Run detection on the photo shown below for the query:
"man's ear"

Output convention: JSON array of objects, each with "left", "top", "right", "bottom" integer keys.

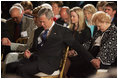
[
  {"left": 113, "top": 10, "right": 116, "bottom": 15},
  {"left": 50, "top": 17, "right": 54, "bottom": 21},
  {"left": 22, "top": 10, "right": 24, "bottom": 15}
]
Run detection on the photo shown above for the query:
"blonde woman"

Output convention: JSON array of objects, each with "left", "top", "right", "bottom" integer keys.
[
  {"left": 67, "top": 7, "right": 93, "bottom": 78},
  {"left": 69, "top": 7, "right": 91, "bottom": 44},
  {"left": 96, "top": 1, "right": 108, "bottom": 11},
  {"left": 83, "top": 4, "right": 97, "bottom": 38}
]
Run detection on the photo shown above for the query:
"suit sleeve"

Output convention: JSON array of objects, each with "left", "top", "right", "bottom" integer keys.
[
  {"left": 29, "top": 29, "right": 38, "bottom": 52},
  {"left": 3, "top": 20, "right": 14, "bottom": 42},
  {"left": 75, "top": 27, "right": 91, "bottom": 44},
  {"left": 62, "top": 28, "right": 94, "bottom": 62}
]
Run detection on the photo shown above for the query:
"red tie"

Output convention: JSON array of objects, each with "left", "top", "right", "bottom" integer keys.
[{"left": 14, "top": 24, "right": 20, "bottom": 42}]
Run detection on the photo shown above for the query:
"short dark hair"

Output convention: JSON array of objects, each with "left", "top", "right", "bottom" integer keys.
[
  {"left": 105, "top": 2, "right": 117, "bottom": 11},
  {"left": 50, "top": 1, "right": 63, "bottom": 7}
]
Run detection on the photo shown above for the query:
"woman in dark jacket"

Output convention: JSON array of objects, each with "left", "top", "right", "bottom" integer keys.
[{"left": 67, "top": 7, "right": 96, "bottom": 78}]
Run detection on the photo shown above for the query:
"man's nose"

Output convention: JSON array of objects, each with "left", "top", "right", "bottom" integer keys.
[
  {"left": 105, "top": 9, "right": 108, "bottom": 13},
  {"left": 64, "top": 20, "right": 67, "bottom": 23},
  {"left": 40, "top": 22, "right": 44, "bottom": 26},
  {"left": 13, "top": 18, "right": 17, "bottom": 22}
]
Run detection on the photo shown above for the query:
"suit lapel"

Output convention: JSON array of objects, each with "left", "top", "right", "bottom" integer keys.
[
  {"left": 34, "top": 27, "right": 44, "bottom": 48},
  {"left": 47, "top": 23, "right": 57, "bottom": 39},
  {"left": 22, "top": 16, "right": 27, "bottom": 31}
]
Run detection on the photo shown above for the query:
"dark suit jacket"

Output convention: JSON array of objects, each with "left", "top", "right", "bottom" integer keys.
[
  {"left": 29, "top": 23, "right": 94, "bottom": 74},
  {"left": 73, "top": 26, "right": 91, "bottom": 44},
  {"left": 55, "top": 17, "right": 65, "bottom": 26},
  {"left": 1, "top": 21, "right": 8, "bottom": 39},
  {"left": 111, "top": 16, "right": 117, "bottom": 27}
]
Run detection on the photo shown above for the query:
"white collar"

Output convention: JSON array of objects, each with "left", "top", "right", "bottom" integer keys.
[
  {"left": 41, "top": 21, "right": 55, "bottom": 34},
  {"left": 48, "top": 21, "right": 55, "bottom": 31}
]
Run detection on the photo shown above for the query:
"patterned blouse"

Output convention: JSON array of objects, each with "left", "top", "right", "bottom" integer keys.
[{"left": 83, "top": 24, "right": 117, "bottom": 65}]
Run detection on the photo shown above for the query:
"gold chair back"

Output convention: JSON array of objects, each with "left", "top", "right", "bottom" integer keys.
[{"left": 16, "top": 37, "right": 28, "bottom": 44}]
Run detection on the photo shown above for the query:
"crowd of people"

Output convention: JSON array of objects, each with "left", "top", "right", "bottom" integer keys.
[{"left": 1, "top": 1, "right": 117, "bottom": 78}]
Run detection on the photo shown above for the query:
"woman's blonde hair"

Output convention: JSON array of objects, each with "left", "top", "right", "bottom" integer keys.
[
  {"left": 92, "top": 11, "right": 112, "bottom": 25},
  {"left": 69, "top": 7, "right": 85, "bottom": 32},
  {"left": 83, "top": 4, "right": 97, "bottom": 14}
]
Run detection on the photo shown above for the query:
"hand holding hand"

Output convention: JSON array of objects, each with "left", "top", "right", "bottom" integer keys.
[
  {"left": 2, "top": 38, "right": 11, "bottom": 46},
  {"left": 91, "top": 58, "right": 101, "bottom": 69},
  {"left": 68, "top": 49, "right": 78, "bottom": 57},
  {"left": 24, "top": 49, "right": 31, "bottom": 59}
]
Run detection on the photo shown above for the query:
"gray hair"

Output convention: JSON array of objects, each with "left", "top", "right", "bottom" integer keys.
[
  {"left": 13, "top": 3, "right": 24, "bottom": 11},
  {"left": 62, "top": 6, "right": 70, "bottom": 15},
  {"left": 9, "top": 6, "right": 23, "bottom": 14},
  {"left": 41, "top": 3, "right": 52, "bottom": 10},
  {"left": 38, "top": 7, "right": 54, "bottom": 20}
]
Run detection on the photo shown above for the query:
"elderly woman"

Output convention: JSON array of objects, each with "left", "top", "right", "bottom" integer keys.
[{"left": 83, "top": 11, "right": 117, "bottom": 69}]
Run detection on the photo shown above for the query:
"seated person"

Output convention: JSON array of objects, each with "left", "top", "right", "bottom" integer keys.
[
  {"left": 67, "top": 11, "right": 117, "bottom": 78},
  {"left": 6, "top": 7, "right": 99, "bottom": 78},
  {"left": 1, "top": 4, "right": 36, "bottom": 53},
  {"left": 60, "top": 6, "right": 70, "bottom": 28},
  {"left": 20, "top": 1, "right": 33, "bottom": 17},
  {"left": 83, "top": 11, "right": 117, "bottom": 69},
  {"left": 104, "top": 2, "right": 117, "bottom": 26},
  {"left": 10, "top": 6, "right": 43, "bottom": 52},
  {"left": 96, "top": 1, "right": 108, "bottom": 11}
]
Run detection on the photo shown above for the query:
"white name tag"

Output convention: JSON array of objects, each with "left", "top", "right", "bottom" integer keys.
[
  {"left": 38, "top": 37, "right": 42, "bottom": 44},
  {"left": 63, "top": 23, "right": 67, "bottom": 27},
  {"left": 21, "top": 31, "right": 28, "bottom": 37}
]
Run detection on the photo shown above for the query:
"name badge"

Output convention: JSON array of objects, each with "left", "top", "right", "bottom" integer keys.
[
  {"left": 38, "top": 37, "right": 42, "bottom": 44},
  {"left": 21, "top": 31, "right": 28, "bottom": 37}
]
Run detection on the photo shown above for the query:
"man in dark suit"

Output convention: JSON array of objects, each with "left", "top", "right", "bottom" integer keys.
[
  {"left": 60, "top": 6, "right": 70, "bottom": 28},
  {"left": 104, "top": 2, "right": 117, "bottom": 26},
  {"left": 6, "top": 7, "right": 99, "bottom": 78}
]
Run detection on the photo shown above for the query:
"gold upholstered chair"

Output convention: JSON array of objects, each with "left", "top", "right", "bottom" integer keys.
[
  {"left": 2, "top": 46, "right": 69, "bottom": 78},
  {"left": 35, "top": 46, "right": 69, "bottom": 78},
  {"left": 16, "top": 37, "right": 28, "bottom": 44}
]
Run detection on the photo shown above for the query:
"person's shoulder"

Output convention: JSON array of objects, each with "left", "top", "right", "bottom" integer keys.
[
  {"left": 6, "top": 18, "right": 13, "bottom": 22},
  {"left": 23, "top": 15, "right": 33, "bottom": 21},
  {"left": 1, "top": 18, "right": 7, "bottom": 23},
  {"left": 55, "top": 23, "right": 70, "bottom": 31},
  {"left": 55, "top": 23, "right": 68, "bottom": 29},
  {"left": 35, "top": 27, "right": 44, "bottom": 33},
  {"left": 24, "top": 14, "right": 33, "bottom": 18},
  {"left": 85, "top": 26, "right": 91, "bottom": 31},
  {"left": 54, "top": 23, "right": 72, "bottom": 35},
  {"left": 81, "top": 25, "right": 91, "bottom": 33},
  {"left": 6, "top": 18, "right": 15, "bottom": 24},
  {"left": 110, "top": 24, "right": 117, "bottom": 32}
]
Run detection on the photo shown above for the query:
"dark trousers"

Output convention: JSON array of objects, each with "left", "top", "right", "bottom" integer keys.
[
  {"left": 1, "top": 45, "right": 11, "bottom": 61},
  {"left": 6, "top": 57, "right": 41, "bottom": 78},
  {"left": 67, "top": 55, "right": 97, "bottom": 78}
]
